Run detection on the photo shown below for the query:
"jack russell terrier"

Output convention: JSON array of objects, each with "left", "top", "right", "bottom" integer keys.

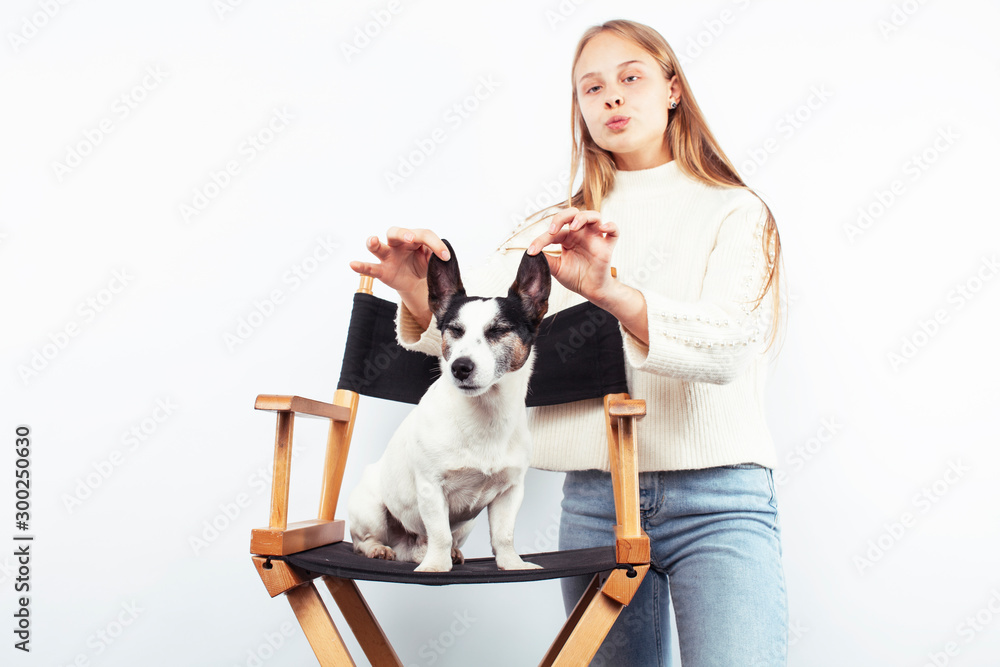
[{"left": 348, "top": 239, "right": 550, "bottom": 572}]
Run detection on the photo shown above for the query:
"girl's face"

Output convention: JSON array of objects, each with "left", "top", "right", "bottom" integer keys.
[{"left": 574, "top": 31, "right": 679, "bottom": 171}]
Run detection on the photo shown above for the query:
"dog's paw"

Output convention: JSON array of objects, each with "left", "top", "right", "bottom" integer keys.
[
  {"left": 415, "top": 557, "right": 453, "bottom": 573},
  {"left": 366, "top": 545, "right": 396, "bottom": 561},
  {"left": 451, "top": 547, "right": 465, "bottom": 565},
  {"left": 496, "top": 555, "right": 542, "bottom": 571}
]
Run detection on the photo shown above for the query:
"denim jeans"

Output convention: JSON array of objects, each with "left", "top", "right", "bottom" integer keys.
[{"left": 559, "top": 465, "right": 788, "bottom": 667}]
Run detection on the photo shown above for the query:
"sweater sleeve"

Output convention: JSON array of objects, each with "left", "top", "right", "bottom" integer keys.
[
  {"left": 620, "top": 196, "right": 774, "bottom": 384},
  {"left": 395, "top": 301, "right": 443, "bottom": 356}
]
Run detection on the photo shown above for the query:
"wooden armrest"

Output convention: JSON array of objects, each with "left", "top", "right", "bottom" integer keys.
[
  {"left": 607, "top": 398, "right": 645, "bottom": 418},
  {"left": 603, "top": 393, "right": 649, "bottom": 565},
  {"left": 252, "top": 519, "right": 345, "bottom": 557},
  {"left": 251, "top": 390, "right": 360, "bottom": 557},
  {"left": 255, "top": 395, "right": 351, "bottom": 422}
]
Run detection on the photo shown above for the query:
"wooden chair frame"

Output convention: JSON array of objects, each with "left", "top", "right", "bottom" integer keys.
[{"left": 250, "top": 276, "right": 649, "bottom": 666}]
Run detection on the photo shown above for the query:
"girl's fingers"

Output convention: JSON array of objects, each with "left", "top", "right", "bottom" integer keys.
[
  {"left": 569, "top": 210, "right": 602, "bottom": 231},
  {"left": 548, "top": 207, "right": 580, "bottom": 233},
  {"left": 385, "top": 227, "right": 450, "bottom": 260},
  {"left": 527, "top": 227, "right": 566, "bottom": 256},
  {"left": 349, "top": 260, "right": 382, "bottom": 279},
  {"left": 539, "top": 248, "right": 560, "bottom": 278},
  {"left": 541, "top": 228, "right": 572, "bottom": 248},
  {"left": 385, "top": 226, "right": 416, "bottom": 249},
  {"left": 529, "top": 215, "right": 617, "bottom": 255},
  {"left": 598, "top": 220, "right": 619, "bottom": 237},
  {"left": 531, "top": 209, "right": 585, "bottom": 254},
  {"left": 409, "top": 228, "right": 450, "bottom": 261},
  {"left": 366, "top": 235, "right": 391, "bottom": 261}
]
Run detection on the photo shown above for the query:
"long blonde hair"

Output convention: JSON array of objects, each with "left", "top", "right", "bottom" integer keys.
[{"left": 523, "top": 19, "right": 785, "bottom": 354}]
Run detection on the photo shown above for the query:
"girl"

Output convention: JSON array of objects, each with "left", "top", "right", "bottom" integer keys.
[{"left": 351, "top": 19, "right": 787, "bottom": 667}]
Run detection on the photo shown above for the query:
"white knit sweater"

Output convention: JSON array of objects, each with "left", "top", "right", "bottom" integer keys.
[{"left": 395, "top": 159, "right": 778, "bottom": 472}]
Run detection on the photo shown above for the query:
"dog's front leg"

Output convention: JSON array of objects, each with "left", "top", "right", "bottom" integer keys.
[
  {"left": 488, "top": 482, "right": 542, "bottom": 570},
  {"left": 413, "top": 472, "right": 455, "bottom": 572}
]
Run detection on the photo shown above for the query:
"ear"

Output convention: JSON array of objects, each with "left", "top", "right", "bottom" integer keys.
[
  {"left": 508, "top": 249, "right": 551, "bottom": 327},
  {"left": 426, "top": 238, "right": 465, "bottom": 320}
]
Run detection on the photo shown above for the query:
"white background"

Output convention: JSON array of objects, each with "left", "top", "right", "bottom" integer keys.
[{"left": 2, "top": 1, "right": 999, "bottom": 665}]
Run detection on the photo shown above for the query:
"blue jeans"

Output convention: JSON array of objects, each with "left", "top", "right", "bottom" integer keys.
[{"left": 559, "top": 465, "right": 788, "bottom": 667}]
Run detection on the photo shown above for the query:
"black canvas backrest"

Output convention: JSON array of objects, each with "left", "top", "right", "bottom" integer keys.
[{"left": 336, "top": 293, "right": 629, "bottom": 406}]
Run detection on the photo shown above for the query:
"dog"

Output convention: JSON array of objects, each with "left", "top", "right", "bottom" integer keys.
[{"left": 347, "top": 239, "right": 550, "bottom": 572}]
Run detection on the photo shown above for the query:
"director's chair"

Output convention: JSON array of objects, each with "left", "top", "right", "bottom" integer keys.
[{"left": 250, "top": 274, "right": 650, "bottom": 666}]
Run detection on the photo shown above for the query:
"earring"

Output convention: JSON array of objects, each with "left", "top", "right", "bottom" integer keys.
[{"left": 670, "top": 100, "right": 678, "bottom": 109}]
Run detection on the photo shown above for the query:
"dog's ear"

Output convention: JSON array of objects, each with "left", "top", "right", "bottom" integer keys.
[
  {"left": 508, "top": 249, "right": 551, "bottom": 328},
  {"left": 427, "top": 238, "right": 465, "bottom": 320}
]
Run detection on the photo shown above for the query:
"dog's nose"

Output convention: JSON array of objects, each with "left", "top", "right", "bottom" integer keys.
[{"left": 451, "top": 357, "right": 475, "bottom": 381}]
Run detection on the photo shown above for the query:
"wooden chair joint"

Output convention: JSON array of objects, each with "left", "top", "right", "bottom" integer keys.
[
  {"left": 251, "top": 519, "right": 346, "bottom": 556},
  {"left": 255, "top": 395, "right": 351, "bottom": 422},
  {"left": 252, "top": 555, "right": 319, "bottom": 598},
  {"left": 615, "top": 528, "right": 651, "bottom": 564},
  {"left": 601, "top": 564, "right": 650, "bottom": 605}
]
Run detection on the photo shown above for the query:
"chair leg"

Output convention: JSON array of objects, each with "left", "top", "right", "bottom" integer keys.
[
  {"left": 540, "top": 573, "right": 603, "bottom": 667},
  {"left": 286, "top": 582, "right": 356, "bottom": 666},
  {"left": 540, "top": 566, "right": 649, "bottom": 667},
  {"left": 324, "top": 576, "right": 402, "bottom": 667}
]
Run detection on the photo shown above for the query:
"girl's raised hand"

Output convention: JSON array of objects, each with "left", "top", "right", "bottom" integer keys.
[
  {"left": 349, "top": 227, "right": 450, "bottom": 297},
  {"left": 526, "top": 207, "right": 620, "bottom": 308}
]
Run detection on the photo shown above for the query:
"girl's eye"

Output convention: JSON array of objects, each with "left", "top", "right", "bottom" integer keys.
[{"left": 585, "top": 75, "right": 638, "bottom": 94}]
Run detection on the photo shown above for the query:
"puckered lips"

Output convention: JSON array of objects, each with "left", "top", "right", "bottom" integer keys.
[{"left": 605, "top": 115, "right": 630, "bottom": 130}]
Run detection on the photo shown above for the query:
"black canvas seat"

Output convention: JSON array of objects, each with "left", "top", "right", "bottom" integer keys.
[{"left": 277, "top": 542, "right": 620, "bottom": 586}]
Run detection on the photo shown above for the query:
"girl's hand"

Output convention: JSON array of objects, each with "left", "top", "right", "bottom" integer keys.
[
  {"left": 349, "top": 227, "right": 450, "bottom": 296},
  {"left": 526, "top": 207, "right": 621, "bottom": 309},
  {"left": 350, "top": 227, "right": 449, "bottom": 329}
]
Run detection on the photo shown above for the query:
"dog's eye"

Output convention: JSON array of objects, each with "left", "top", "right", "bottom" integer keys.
[
  {"left": 485, "top": 324, "right": 510, "bottom": 339},
  {"left": 446, "top": 324, "right": 465, "bottom": 337}
]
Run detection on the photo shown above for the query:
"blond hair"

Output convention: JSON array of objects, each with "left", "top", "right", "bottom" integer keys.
[{"left": 523, "top": 19, "right": 785, "bottom": 354}]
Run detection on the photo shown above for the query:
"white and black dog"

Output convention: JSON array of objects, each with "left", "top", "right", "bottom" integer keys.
[{"left": 347, "top": 239, "right": 550, "bottom": 572}]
